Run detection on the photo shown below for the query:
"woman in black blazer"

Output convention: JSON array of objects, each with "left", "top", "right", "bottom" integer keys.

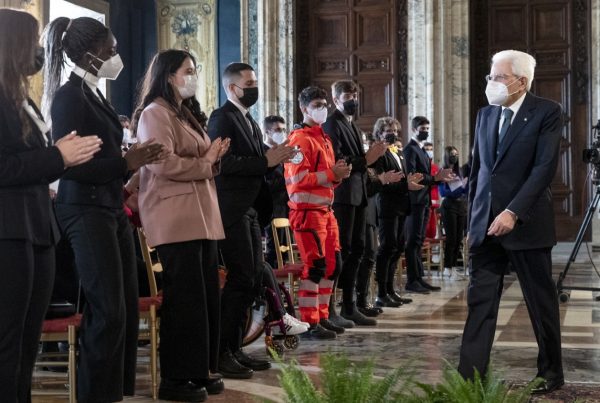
[
  {"left": 0, "top": 9, "right": 102, "bottom": 402},
  {"left": 43, "top": 16, "right": 163, "bottom": 402}
]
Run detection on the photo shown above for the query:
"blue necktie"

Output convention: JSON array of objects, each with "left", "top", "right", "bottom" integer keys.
[{"left": 497, "top": 108, "right": 513, "bottom": 156}]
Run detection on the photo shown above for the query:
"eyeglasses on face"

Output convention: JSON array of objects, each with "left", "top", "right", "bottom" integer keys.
[{"left": 485, "top": 74, "right": 520, "bottom": 83}]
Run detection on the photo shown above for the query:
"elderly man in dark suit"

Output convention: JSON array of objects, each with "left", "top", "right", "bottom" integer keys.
[
  {"left": 458, "top": 50, "right": 564, "bottom": 395},
  {"left": 208, "top": 63, "right": 295, "bottom": 379},
  {"left": 322, "top": 80, "right": 387, "bottom": 328}
]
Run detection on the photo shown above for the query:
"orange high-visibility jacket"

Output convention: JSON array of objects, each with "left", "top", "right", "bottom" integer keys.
[{"left": 284, "top": 124, "right": 339, "bottom": 211}]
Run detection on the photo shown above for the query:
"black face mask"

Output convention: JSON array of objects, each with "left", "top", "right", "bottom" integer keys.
[
  {"left": 342, "top": 99, "right": 358, "bottom": 116},
  {"left": 384, "top": 134, "right": 396, "bottom": 144},
  {"left": 28, "top": 46, "right": 44, "bottom": 76},
  {"left": 236, "top": 86, "right": 259, "bottom": 108},
  {"left": 416, "top": 130, "right": 429, "bottom": 141},
  {"left": 448, "top": 155, "right": 458, "bottom": 165}
]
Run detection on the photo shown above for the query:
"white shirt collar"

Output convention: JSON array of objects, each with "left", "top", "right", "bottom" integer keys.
[
  {"left": 72, "top": 66, "right": 100, "bottom": 95},
  {"left": 502, "top": 92, "right": 527, "bottom": 121},
  {"left": 411, "top": 136, "right": 425, "bottom": 148},
  {"left": 228, "top": 96, "right": 249, "bottom": 116}
]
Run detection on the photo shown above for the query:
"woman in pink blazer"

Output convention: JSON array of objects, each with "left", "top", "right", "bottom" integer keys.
[{"left": 132, "top": 49, "right": 230, "bottom": 402}]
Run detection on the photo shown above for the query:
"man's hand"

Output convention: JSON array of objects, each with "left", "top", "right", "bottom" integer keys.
[
  {"left": 365, "top": 141, "right": 387, "bottom": 165},
  {"left": 434, "top": 167, "right": 456, "bottom": 182},
  {"left": 332, "top": 159, "right": 352, "bottom": 180},
  {"left": 266, "top": 140, "right": 296, "bottom": 167},
  {"left": 487, "top": 210, "right": 517, "bottom": 236},
  {"left": 407, "top": 172, "right": 425, "bottom": 190},
  {"left": 378, "top": 170, "right": 403, "bottom": 185}
]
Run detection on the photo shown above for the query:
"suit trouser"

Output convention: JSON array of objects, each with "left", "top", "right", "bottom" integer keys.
[
  {"left": 440, "top": 204, "right": 466, "bottom": 268},
  {"left": 375, "top": 215, "right": 407, "bottom": 294},
  {"left": 290, "top": 209, "right": 340, "bottom": 324},
  {"left": 404, "top": 203, "right": 428, "bottom": 283},
  {"left": 156, "top": 240, "right": 220, "bottom": 378},
  {"left": 355, "top": 222, "right": 375, "bottom": 297},
  {"left": 219, "top": 208, "right": 263, "bottom": 353},
  {"left": 56, "top": 204, "right": 139, "bottom": 403},
  {"left": 333, "top": 203, "right": 366, "bottom": 299},
  {"left": 0, "top": 240, "right": 54, "bottom": 403},
  {"left": 458, "top": 238, "right": 563, "bottom": 381}
]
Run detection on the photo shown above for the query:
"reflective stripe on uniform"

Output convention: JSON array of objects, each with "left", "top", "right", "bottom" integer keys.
[
  {"left": 299, "top": 279, "right": 319, "bottom": 293},
  {"left": 285, "top": 169, "right": 308, "bottom": 185},
  {"left": 319, "top": 278, "right": 334, "bottom": 289},
  {"left": 318, "top": 294, "right": 330, "bottom": 305},
  {"left": 315, "top": 171, "right": 329, "bottom": 186},
  {"left": 289, "top": 192, "right": 332, "bottom": 206},
  {"left": 298, "top": 296, "right": 318, "bottom": 307}
]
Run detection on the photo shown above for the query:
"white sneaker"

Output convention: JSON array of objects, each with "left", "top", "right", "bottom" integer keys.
[
  {"left": 442, "top": 267, "right": 452, "bottom": 278},
  {"left": 453, "top": 267, "right": 467, "bottom": 280},
  {"left": 272, "top": 313, "right": 309, "bottom": 336},
  {"left": 286, "top": 313, "right": 310, "bottom": 328}
]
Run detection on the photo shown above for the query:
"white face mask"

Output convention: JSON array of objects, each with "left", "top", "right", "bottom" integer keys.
[
  {"left": 485, "top": 78, "right": 519, "bottom": 106},
  {"left": 176, "top": 74, "right": 198, "bottom": 99},
  {"left": 122, "top": 128, "right": 131, "bottom": 142},
  {"left": 309, "top": 107, "right": 328, "bottom": 125},
  {"left": 271, "top": 131, "right": 287, "bottom": 145},
  {"left": 426, "top": 150, "right": 434, "bottom": 159},
  {"left": 88, "top": 53, "right": 124, "bottom": 80}
]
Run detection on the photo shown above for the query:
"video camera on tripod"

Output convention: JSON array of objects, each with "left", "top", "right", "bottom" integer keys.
[{"left": 557, "top": 119, "right": 600, "bottom": 302}]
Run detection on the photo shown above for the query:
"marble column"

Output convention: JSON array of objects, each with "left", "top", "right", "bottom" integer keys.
[
  {"left": 407, "top": 0, "right": 470, "bottom": 165},
  {"left": 242, "top": 0, "right": 295, "bottom": 130},
  {"left": 590, "top": 0, "right": 600, "bottom": 242}
]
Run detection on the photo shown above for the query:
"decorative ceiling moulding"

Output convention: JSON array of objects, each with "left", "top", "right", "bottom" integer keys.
[{"left": 157, "top": 0, "right": 218, "bottom": 112}]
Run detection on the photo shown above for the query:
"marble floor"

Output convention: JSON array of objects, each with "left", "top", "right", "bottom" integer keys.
[{"left": 32, "top": 243, "right": 600, "bottom": 402}]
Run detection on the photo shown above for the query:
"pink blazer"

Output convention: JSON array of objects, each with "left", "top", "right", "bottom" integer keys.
[{"left": 136, "top": 98, "right": 225, "bottom": 247}]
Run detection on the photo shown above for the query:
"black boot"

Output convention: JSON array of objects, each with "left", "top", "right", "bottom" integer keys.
[
  {"left": 357, "top": 292, "right": 382, "bottom": 316},
  {"left": 340, "top": 302, "right": 377, "bottom": 326}
]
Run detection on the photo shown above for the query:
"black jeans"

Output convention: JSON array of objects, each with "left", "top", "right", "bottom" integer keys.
[
  {"left": 333, "top": 203, "right": 366, "bottom": 300},
  {"left": 356, "top": 222, "right": 375, "bottom": 297},
  {"left": 219, "top": 208, "right": 264, "bottom": 354},
  {"left": 458, "top": 238, "right": 563, "bottom": 381},
  {"left": 404, "top": 204, "right": 428, "bottom": 283},
  {"left": 0, "top": 240, "right": 54, "bottom": 403},
  {"left": 375, "top": 215, "right": 407, "bottom": 294},
  {"left": 440, "top": 200, "right": 466, "bottom": 268},
  {"left": 56, "top": 204, "right": 138, "bottom": 403},
  {"left": 156, "top": 239, "right": 220, "bottom": 378}
]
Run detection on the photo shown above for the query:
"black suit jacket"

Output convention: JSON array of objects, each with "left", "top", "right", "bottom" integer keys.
[
  {"left": 263, "top": 145, "right": 289, "bottom": 219},
  {"left": 373, "top": 150, "right": 411, "bottom": 218},
  {"left": 322, "top": 109, "right": 368, "bottom": 207},
  {"left": 0, "top": 95, "right": 64, "bottom": 245},
  {"left": 51, "top": 73, "right": 129, "bottom": 209},
  {"left": 468, "top": 92, "right": 562, "bottom": 250},
  {"left": 403, "top": 139, "right": 436, "bottom": 206},
  {"left": 207, "top": 101, "right": 272, "bottom": 228}
]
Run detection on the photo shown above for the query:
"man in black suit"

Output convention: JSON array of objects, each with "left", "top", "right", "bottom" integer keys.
[
  {"left": 403, "top": 117, "right": 454, "bottom": 293},
  {"left": 262, "top": 115, "right": 289, "bottom": 268},
  {"left": 322, "top": 80, "right": 387, "bottom": 327},
  {"left": 458, "top": 50, "right": 564, "bottom": 395},
  {"left": 371, "top": 117, "right": 423, "bottom": 307},
  {"left": 208, "top": 63, "right": 295, "bottom": 379}
]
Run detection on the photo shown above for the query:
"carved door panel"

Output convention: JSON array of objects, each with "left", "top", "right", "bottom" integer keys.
[
  {"left": 471, "top": 0, "right": 590, "bottom": 241},
  {"left": 296, "top": 0, "right": 397, "bottom": 133}
]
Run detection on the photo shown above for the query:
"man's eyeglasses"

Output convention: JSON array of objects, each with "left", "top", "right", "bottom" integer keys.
[
  {"left": 310, "top": 103, "right": 329, "bottom": 111},
  {"left": 485, "top": 74, "right": 520, "bottom": 83}
]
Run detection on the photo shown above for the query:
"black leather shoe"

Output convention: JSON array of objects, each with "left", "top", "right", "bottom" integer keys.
[
  {"left": 233, "top": 350, "right": 271, "bottom": 371},
  {"left": 340, "top": 304, "right": 377, "bottom": 326},
  {"left": 158, "top": 379, "right": 207, "bottom": 402},
  {"left": 302, "top": 323, "right": 336, "bottom": 339},
  {"left": 530, "top": 377, "right": 564, "bottom": 395},
  {"left": 388, "top": 291, "right": 412, "bottom": 304},
  {"left": 217, "top": 351, "right": 253, "bottom": 379},
  {"left": 190, "top": 377, "right": 225, "bottom": 395},
  {"left": 319, "top": 318, "right": 345, "bottom": 334},
  {"left": 375, "top": 295, "right": 402, "bottom": 307},
  {"left": 419, "top": 279, "right": 441, "bottom": 291},
  {"left": 405, "top": 281, "right": 431, "bottom": 294},
  {"left": 357, "top": 304, "right": 381, "bottom": 317}
]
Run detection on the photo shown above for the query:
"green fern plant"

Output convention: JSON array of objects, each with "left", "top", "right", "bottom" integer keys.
[{"left": 275, "top": 352, "right": 542, "bottom": 403}]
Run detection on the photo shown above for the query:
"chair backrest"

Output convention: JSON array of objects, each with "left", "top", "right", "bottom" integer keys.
[
  {"left": 137, "top": 228, "right": 161, "bottom": 297},
  {"left": 271, "top": 218, "right": 297, "bottom": 268}
]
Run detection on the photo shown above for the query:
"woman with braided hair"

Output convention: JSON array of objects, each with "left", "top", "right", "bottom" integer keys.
[{"left": 42, "top": 16, "right": 165, "bottom": 402}]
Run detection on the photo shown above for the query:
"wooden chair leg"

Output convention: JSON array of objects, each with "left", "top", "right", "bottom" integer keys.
[{"left": 68, "top": 325, "right": 77, "bottom": 403}]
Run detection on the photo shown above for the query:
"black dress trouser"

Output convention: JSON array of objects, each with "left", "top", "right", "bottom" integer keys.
[
  {"left": 355, "top": 222, "right": 375, "bottom": 297},
  {"left": 219, "top": 208, "right": 263, "bottom": 354},
  {"left": 333, "top": 203, "right": 366, "bottom": 300},
  {"left": 404, "top": 203, "right": 428, "bottom": 283},
  {"left": 375, "top": 215, "right": 407, "bottom": 293},
  {"left": 0, "top": 240, "right": 54, "bottom": 403},
  {"left": 156, "top": 239, "right": 220, "bottom": 378},
  {"left": 56, "top": 204, "right": 138, "bottom": 403},
  {"left": 458, "top": 238, "right": 563, "bottom": 381},
  {"left": 440, "top": 199, "right": 466, "bottom": 268}
]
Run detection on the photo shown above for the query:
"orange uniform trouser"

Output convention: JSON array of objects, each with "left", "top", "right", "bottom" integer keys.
[{"left": 289, "top": 209, "right": 340, "bottom": 325}]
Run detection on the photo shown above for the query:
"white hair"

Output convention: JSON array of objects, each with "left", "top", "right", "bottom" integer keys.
[{"left": 492, "top": 50, "right": 536, "bottom": 90}]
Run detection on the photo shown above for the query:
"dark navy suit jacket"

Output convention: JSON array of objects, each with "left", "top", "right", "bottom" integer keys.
[
  {"left": 403, "top": 138, "right": 436, "bottom": 206},
  {"left": 468, "top": 92, "right": 563, "bottom": 250}
]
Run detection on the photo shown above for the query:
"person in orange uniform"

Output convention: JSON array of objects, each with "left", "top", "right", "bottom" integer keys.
[{"left": 285, "top": 86, "right": 351, "bottom": 339}]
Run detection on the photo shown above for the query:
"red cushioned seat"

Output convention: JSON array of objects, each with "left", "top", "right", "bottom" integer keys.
[
  {"left": 42, "top": 314, "right": 82, "bottom": 333},
  {"left": 138, "top": 296, "right": 162, "bottom": 312}
]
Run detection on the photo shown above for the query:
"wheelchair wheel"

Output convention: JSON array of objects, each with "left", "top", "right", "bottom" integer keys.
[
  {"left": 242, "top": 301, "right": 268, "bottom": 346},
  {"left": 283, "top": 335, "right": 299, "bottom": 350}
]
